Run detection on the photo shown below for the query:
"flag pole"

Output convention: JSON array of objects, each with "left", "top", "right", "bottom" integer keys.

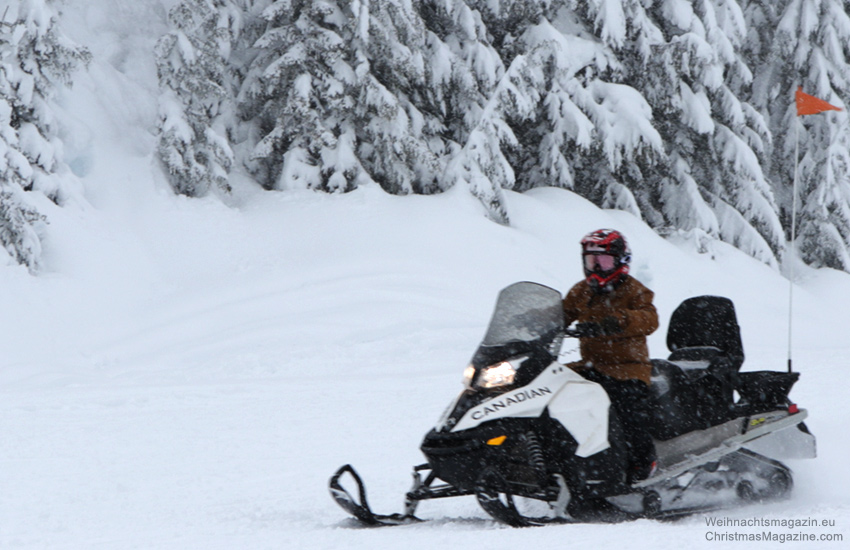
[
  {"left": 788, "top": 87, "right": 842, "bottom": 374},
  {"left": 787, "top": 113, "right": 799, "bottom": 374}
]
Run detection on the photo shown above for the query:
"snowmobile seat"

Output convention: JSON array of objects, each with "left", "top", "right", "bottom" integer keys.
[
  {"left": 648, "top": 358, "right": 736, "bottom": 439},
  {"left": 648, "top": 296, "right": 744, "bottom": 440}
]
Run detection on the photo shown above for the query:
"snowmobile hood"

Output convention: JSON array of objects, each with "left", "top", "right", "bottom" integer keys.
[{"left": 449, "top": 362, "right": 612, "bottom": 458}]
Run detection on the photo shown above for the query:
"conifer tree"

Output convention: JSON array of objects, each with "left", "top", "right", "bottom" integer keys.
[
  {"left": 240, "top": 0, "right": 361, "bottom": 191},
  {"left": 239, "top": 0, "right": 511, "bottom": 218},
  {"left": 347, "top": 0, "right": 445, "bottom": 195},
  {"left": 466, "top": 1, "right": 666, "bottom": 221},
  {"left": 419, "top": 0, "right": 512, "bottom": 222},
  {"left": 148, "top": 0, "right": 850, "bottom": 273},
  {"left": 567, "top": 0, "right": 782, "bottom": 266},
  {"left": 746, "top": 0, "right": 850, "bottom": 270},
  {"left": 0, "top": 0, "right": 89, "bottom": 271},
  {"left": 155, "top": 0, "right": 255, "bottom": 197}
]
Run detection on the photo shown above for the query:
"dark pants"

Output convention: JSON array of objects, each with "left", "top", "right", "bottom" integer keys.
[{"left": 582, "top": 369, "right": 656, "bottom": 471}]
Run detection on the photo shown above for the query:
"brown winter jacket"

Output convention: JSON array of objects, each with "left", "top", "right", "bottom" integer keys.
[{"left": 562, "top": 275, "right": 659, "bottom": 385}]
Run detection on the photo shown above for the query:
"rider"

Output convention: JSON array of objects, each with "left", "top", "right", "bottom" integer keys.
[{"left": 562, "top": 229, "right": 658, "bottom": 485}]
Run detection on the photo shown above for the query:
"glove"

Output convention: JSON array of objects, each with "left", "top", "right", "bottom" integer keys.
[{"left": 575, "top": 316, "right": 623, "bottom": 337}]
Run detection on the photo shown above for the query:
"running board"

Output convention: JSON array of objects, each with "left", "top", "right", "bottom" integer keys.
[{"left": 633, "top": 409, "right": 809, "bottom": 489}]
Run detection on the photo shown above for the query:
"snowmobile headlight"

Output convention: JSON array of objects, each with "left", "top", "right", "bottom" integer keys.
[
  {"left": 477, "top": 358, "right": 525, "bottom": 389},
  {"left": 462, "top": 364, "right": 476, "bottom": 387}
]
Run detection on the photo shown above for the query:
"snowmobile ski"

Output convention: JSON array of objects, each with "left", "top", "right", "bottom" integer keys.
[
  {"left": 329, "top": 463, "right": 477, "bottom": 527},
  {"left": 328, "top": 464, "right": 422, "bottom": 526}
]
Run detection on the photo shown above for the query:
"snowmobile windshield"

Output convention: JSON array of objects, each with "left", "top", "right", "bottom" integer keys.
[{"left": 481, "top": 283, "right": 564, "bottom": 346}]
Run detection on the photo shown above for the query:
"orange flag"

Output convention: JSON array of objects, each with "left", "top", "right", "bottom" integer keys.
[{"left": 796, "top": 86, "right": 842, "bottom": 116}]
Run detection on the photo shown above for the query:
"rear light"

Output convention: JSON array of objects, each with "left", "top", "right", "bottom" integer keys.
[{"left": 788, "top": 404, "right": 799, "bottom": 414}]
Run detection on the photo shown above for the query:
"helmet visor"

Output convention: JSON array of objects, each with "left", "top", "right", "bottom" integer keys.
[{"left": 584, "top": 253, "right": 617, "bottom": 272}]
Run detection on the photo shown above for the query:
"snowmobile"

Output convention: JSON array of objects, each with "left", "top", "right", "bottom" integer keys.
[{"left": 329, "top": 282, "right": 816, "bottom": 526}]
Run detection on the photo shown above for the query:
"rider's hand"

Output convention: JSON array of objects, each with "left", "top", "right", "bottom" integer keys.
[
  {"left": 575, "top": 316, "right": 623, "bottom": 337},
  {"left": 575, "top": 321, "right": 603, "bottom": 337}
]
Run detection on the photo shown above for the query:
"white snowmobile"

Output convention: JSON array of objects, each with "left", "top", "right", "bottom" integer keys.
[{"left": 329, "top": 282, "right": 816, "bottom": 526}]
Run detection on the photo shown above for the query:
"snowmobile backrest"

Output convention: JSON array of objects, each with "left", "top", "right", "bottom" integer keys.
[{"left": 667, "top": 296, "right": 744, "bottom": 368}]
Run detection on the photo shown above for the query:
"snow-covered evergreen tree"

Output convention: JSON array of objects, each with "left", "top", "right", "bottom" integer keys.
[
  {"left": 239, "top": 0, "right": 362, "bottom": 191},
  {"left": 155, "top": 0, "right": 253, "bottom": 197},
  {"left": 419, "top": 0, "right": 513, "bottom": 222},
  {"left": 148, "top": 0, "right": 850, "bottom": 273},
  {"left": 566, "top": 0, "right": 782, "bottom": 266},
  {"left": 746, "top": 0, "right": 850, "bottom": 270},
  {"left": 465, "top": 0, "right": 554, "bottom": 52},
  {"left": 463, "top": 9, "right": 664, "bottom": 214},
  {"left": 0, "top": 0, "right": 89, "bottom": 271},
  {"left": 348, "top": 0, "right": 447, "bottom": 196},
  {"left": 238, "top": 0, "right": 511, "bottom": 218},
  {"left": 435, "top": 0, "right": 782, "bottom": 259}
]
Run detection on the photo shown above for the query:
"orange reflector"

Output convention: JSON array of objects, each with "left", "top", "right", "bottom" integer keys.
[{"left": 487, "top": 435, "right": 507, "bottom": 446}]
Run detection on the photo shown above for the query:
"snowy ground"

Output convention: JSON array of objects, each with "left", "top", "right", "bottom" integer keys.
[{"left": 1, "top": 2, "right": 849, "bottom": 549}]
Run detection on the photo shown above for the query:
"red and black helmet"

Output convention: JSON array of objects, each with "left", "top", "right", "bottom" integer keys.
[{"left": 580, "top": 229, "right": 631, "bottom": 290}]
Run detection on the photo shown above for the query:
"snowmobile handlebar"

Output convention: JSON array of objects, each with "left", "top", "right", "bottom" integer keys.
[{"left": 564, "top": 317, "right": 623, "bottom": 339}]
